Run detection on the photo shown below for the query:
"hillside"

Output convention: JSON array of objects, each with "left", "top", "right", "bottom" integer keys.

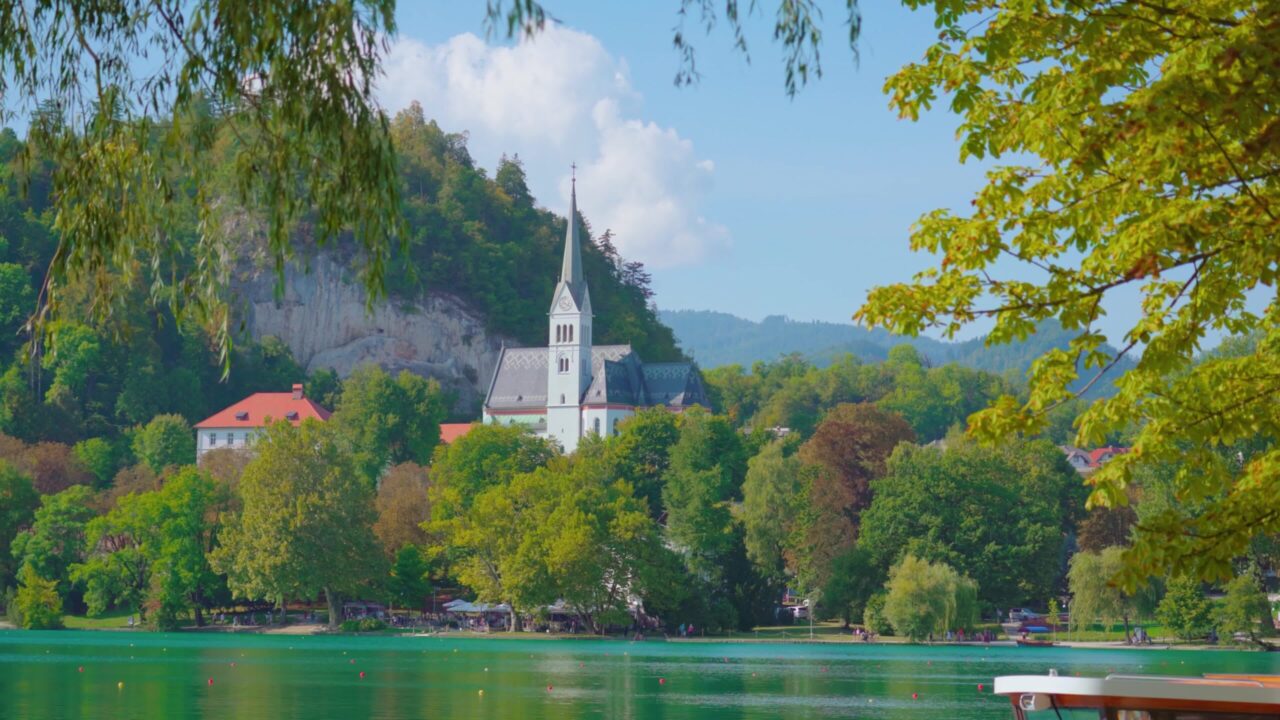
[{"left": 662, "top": 310, "right": 1133, "bottom": 393}]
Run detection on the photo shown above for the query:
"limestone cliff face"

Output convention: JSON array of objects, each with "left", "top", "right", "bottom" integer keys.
[{"left": 236, "top": 254, "right": 510, "bottom": 415}]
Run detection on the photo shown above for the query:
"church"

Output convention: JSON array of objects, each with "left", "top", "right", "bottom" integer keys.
[{"left": 482, "top": 179, "right": 708, "bottom": 453}]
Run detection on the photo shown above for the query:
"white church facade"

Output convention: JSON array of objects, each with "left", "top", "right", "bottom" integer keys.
[{"left": 481, "top": 180, "right": 707, "bottom": 453}]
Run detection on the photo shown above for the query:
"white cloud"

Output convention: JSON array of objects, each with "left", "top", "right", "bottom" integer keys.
[{"left": 379, "top": 26, "right": 727, "bottom": 267}]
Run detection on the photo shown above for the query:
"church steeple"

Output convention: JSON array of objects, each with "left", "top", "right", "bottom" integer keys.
[
  {"left": 546, "top": 165, "right": 593, "bottom": 453},
  {"left": 559, "top": 166, "right": 585, "bottom": 295}
]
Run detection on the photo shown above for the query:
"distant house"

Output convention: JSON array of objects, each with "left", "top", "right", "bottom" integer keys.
[
  {"left": 194, "top": 383, "right": 331, "bottom": 462},
  {"left": 1060, "top": 445, "right": 1128, "bottom": 474}
]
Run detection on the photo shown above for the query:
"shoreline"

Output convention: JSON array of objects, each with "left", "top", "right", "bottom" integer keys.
[{"left": 9, "top": 622, "right": 1272, "bottom": 651}]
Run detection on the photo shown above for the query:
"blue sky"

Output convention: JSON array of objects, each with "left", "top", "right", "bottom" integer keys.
[{"left": 389, "top": 2, "right": 1011, "bottom": 338}]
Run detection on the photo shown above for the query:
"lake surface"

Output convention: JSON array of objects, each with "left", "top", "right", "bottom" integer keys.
[{"left": 2, "top": 630, "right": 1278, "bottom": 719}]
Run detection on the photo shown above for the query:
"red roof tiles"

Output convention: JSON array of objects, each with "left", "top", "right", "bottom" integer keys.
[
  {"left": 439, "top": 423, "right": 474, "bottom": 445},
  {"left": 195, "top": 387, "right": 331, "bottom": 429}
]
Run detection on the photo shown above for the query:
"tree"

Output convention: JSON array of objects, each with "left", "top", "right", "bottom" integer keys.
[
  {"left": 0, "top": 263, "right": 33, "bottom": 360},
  {"left": 387, "top": 544, "right": 431, "bottom": 613},
  {"left": 662, "top": 409, "right": 744, "bottom": 579},
  {"left": 73, "top": 467, "right": 223, "bottom": 629},
  {"left": 0, "top": 461, "right": 38, "bottom": 589},
  {"left": 820, "top": 545, "right": 881, "bottom": 627},
  {"left": 373, "top": 463, "right": 431, "bottom": 556},
  {"left": 1076, "top": 504, "right": 1138, "bottom": 554},
  {"left": 131, "top": 414, "right": 195, "bottom": 474},
  {"left": 211, "top": 420, "right": 381, "bottom": 630},
  {"left": 881, "top": 555, "right": 978, "bottom": 641},
  {"left": 1157, "top": 576, "right": 1214, "bottom": 642},
  {"left": 10, "top": 485, "right": 95, "bottom": 605},
  {"left": 859, "top": 439, "right": 1086, "bottom": 609},
  {"left": 428, "top": 424, "right": 557, "bottom": 523},
  {"left": 741, "top": 440, "right": 810, "bottom": 584},
  {"left": 72, "top": 438, "right": 126, "bottom": 488},
  {"left": 14, "top": 441, "right": 94, "bottom": 495},
  {"left": 607, "top": 408, "right": 680, "bottom": 519},
  {"left": 1067, "top": 548, "right": 1136, "bottom": 640},
  {"left": 331, "top": 365, "right": 448, "bottom": 485},
  {"left": 13, "top": 563, "right": 63, "bottom": 629},
  {"left": 854, "top": 0, "right": 1280, "bottom": 588},
  {"left": 1215, "top": 571, "right": 1275, "bottom": 646},
  {"left": 798, "top": 403, "right": 914, "bottom": 586},
  {"left": 3, "top": 1, "right": 401, "bottom": 366}
]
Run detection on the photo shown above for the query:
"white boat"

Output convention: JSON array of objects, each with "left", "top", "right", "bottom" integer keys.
[{"left": 994, "top": 672, "right": 1280, "bottom": 718}]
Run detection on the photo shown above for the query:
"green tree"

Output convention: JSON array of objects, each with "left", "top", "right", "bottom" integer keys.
[
  {"left": 428, "top": 424, "right": 557, "bottom": 523},
  {"left": 73, "top": 467, "right": 223, "bottom": 629},
  {"left": 740, "top": 439, "right": 810, "bottom": 584},
  {"left": 72, "top": 438, "right": 125, "bottom": 488},
  {"left": 13, "top": 563, "right": 63, "bottom": 629},
  {"left": 0, "top": 262, "right": 33, "bottom": 360},
  {"left": 882, "top": 554, "right": 978, "bottom": 641},
  {"left": 607, "top": 408, "right": 680, "bottom": 519},
  {"left": 131, "top": 414, "right": 194, "bottom": 474},
  {"left": 1157, "top": 575, "right": 1214, "bottom": 642},
  {"left": 854, "top": 0, "right": 1280, "bottom": 588},
  {"left": 3, "top": 1, "right": 401, "bottom": 365},
  {"left": 1067, "top": 548, "right": 1136, "bottom": 640},
  {"left": 387, "top": 544, "right": 431, "bottom": 613},
  {"left": 860, "top": 439, "right": 1085, "bottom": 609},
  {"left": 820, "top": 545, "right": 881, "bottom": 627},
  {"left": 212, "top": 420, "right": 381, "bottom": 630},
  {"left": 1215, "top": 571, "right": 1275, "bottom": 646},
  {"left": 10, "top": 485, "right": 95, "bottom": 605},
  {"left": 0, "top": 461, "right": 38, "bottom": 589},
  {"left": 331, "top": 365, "right": 448, "bottom": 485}
]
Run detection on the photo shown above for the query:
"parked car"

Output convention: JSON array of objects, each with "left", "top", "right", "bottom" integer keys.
[
  {"left": 790, "top": 605, "right": 809, "bottom": 619},
  {"left": 1007, "top": 608, "right": 1042, "bottom": 622}
]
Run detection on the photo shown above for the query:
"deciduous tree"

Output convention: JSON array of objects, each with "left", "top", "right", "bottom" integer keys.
[
  {"left": 373, "top": 463, "right": 431, "bottom": 556},
  {"left": 212, "top": 420, "right": 381, "bottom": 630},
  {"left": 131, "top": 414, "right": 195, "bottom": 474},
  {"left": 0, "top": 461, "right": 38, "bottom": 589},
  {"left": 854, "top": 0, "right": 1280, "bottom": 588},
  {"left": 882, "top": 554, "right": 977, "bottom": 641},
  {"left": 331, "top": 365, "right": 448, "bottom": 485}
]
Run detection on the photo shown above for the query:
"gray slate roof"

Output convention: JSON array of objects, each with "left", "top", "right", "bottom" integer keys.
[{"left": 485, "top": 345, "right": 707, "bottom": 412}]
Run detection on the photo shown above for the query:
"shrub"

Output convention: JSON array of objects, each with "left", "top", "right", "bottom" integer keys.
[
  {"left": 882, "top": 555, "right": 978, "bottom": 641},
  {"left": 340, "top": 617, "right": 387, "bottom": 633},
  {"left": 14, "top": 565, "right": 63, "bottom": 629},
  {"left": 862, "top": 592, "right": 893, "bottom": 635}
]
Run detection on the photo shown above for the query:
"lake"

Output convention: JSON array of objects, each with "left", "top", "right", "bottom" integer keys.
[{"left": 2, "top": 630, "right": 1278, "bottom": 719}]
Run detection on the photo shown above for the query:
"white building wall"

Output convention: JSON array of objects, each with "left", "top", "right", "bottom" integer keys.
[
  {"left": 195, "top": 427, "right": 261, "bottom": 461},
  {"left": 581, "top": 406, "right": 635, "bottom": 440}
]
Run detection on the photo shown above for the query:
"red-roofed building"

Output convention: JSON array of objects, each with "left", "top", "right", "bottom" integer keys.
[
  {"left": 1060, "top": 445, "right": 1129, "bottom": 474},
  {"left": 439, "top": 423, "right": 475, "bottom": 445},
  {"left": 195, "top": 383, "right": 331, "bottom": 462}
]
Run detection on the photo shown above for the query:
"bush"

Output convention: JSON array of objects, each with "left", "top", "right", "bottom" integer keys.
[
  {"left": 862, "top": 592, "right": 893, "bottom": 635},
  {"left": 1215, "top": 572, "right": 1274, "bottom": 645},
  {"left": 1157, "top": 575, "right": 1213, "bottom": 641},
  {"left": 14, "top": 565, "right": 63, "bottom": 630},
  {"left": 340, "top": 617, "right": 387, "bottom": 633}
]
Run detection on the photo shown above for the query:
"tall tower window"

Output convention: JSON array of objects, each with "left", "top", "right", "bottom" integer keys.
[
  {"left": 556, "top": 325, "right": 561, "bottom": 343},
  {"left": 568, "top": 325, "right": 574, "bottom": 342},
  {"left": 593, "top": 417, "right": 601, "bottom": 435}
]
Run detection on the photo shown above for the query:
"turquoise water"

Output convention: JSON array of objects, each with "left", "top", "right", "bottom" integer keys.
[{"left": 2, "top": 630, "right": 1277, "bottom": 719}]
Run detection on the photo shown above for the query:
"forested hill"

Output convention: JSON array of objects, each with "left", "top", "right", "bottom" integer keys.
[
  {"left": 662, "top": 310, "right": 1134, "bottom": 391},
  {"left": 378, "top": 105, "right": 680, "bottom": 361}
]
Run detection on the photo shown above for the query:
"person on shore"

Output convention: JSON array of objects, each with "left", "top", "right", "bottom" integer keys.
[{"left": 679, "top": 623, "right": 686, "bottom": 638}]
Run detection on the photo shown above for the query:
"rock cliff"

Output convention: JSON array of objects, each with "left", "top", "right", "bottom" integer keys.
[{"left": 236, "top": 253, "right": 511, "bottom": 415}]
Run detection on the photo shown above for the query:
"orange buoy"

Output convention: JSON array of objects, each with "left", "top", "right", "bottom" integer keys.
[
  {"left": 359, "top": 671, "right": 366, "bottom": 679},
  {"left": 208, "top": 678, "right": 214, "bottom": 686},
  {"left": 659, "top": 678, "right": 666, "bottom": 685},
  {"left": 912, "top": 693, "right": 918, "bottom": 700},
  {"left": 977, "top": 684, "right": 984, "bottom": 692}
]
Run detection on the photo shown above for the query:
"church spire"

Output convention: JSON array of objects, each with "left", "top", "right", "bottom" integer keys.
[{"left": 560, "top": 164, "right": 584, "bottom": 289}]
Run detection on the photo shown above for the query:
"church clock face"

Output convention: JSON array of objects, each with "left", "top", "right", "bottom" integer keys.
[{"left": 558, "top": 295, "right": 573, "bottom": 311}]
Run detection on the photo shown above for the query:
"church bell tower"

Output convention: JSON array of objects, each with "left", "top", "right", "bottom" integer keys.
[{"left": 546, "top": 169, "right": 592, "bottom": 452}]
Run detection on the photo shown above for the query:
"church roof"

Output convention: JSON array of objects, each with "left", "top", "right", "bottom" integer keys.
[{"left": 484, "top": 345, "right": 707, "bottom": 412}]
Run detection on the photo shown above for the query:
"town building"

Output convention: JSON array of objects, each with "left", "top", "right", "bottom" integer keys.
[
  {"left": 194, "top": 383, "right": 331, "bottom": 462},
  {"left": 481, "top": 179, "right": 707, "bottom": 453}
]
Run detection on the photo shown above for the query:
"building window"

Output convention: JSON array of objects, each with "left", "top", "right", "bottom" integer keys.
[
  {"left": 612, "top": 418, "right": 619, "bottom": 436},
  {"left": 593, "top": 417, "right": 601, "bottom": 435},
  {"left": 210, "top": 433, "right": 218, "bottom": 447},
  {"left": 560, "top": 394, "right": 566, "bottom": 404},
  {"left": 568, "top": 325, "right": 574, "bottom": 342}
]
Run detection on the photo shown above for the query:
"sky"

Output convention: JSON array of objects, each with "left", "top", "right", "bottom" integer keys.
[{"left": 384, "top": 2, "right": 1014, "bottom": 338}]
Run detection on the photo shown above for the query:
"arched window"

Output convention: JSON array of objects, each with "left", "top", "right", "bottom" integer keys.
[
  {"left": 568, "top": 325, "right": 574, "bottom": 342},
  {"left": 555, "top": 325, "right": 561, "bottom": 343},
  {"left": 593, "top": 417, "right": 601, "bottom": 435},
  {"left": 560, "top": 394, "right": 566, "bottom": 404}
]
